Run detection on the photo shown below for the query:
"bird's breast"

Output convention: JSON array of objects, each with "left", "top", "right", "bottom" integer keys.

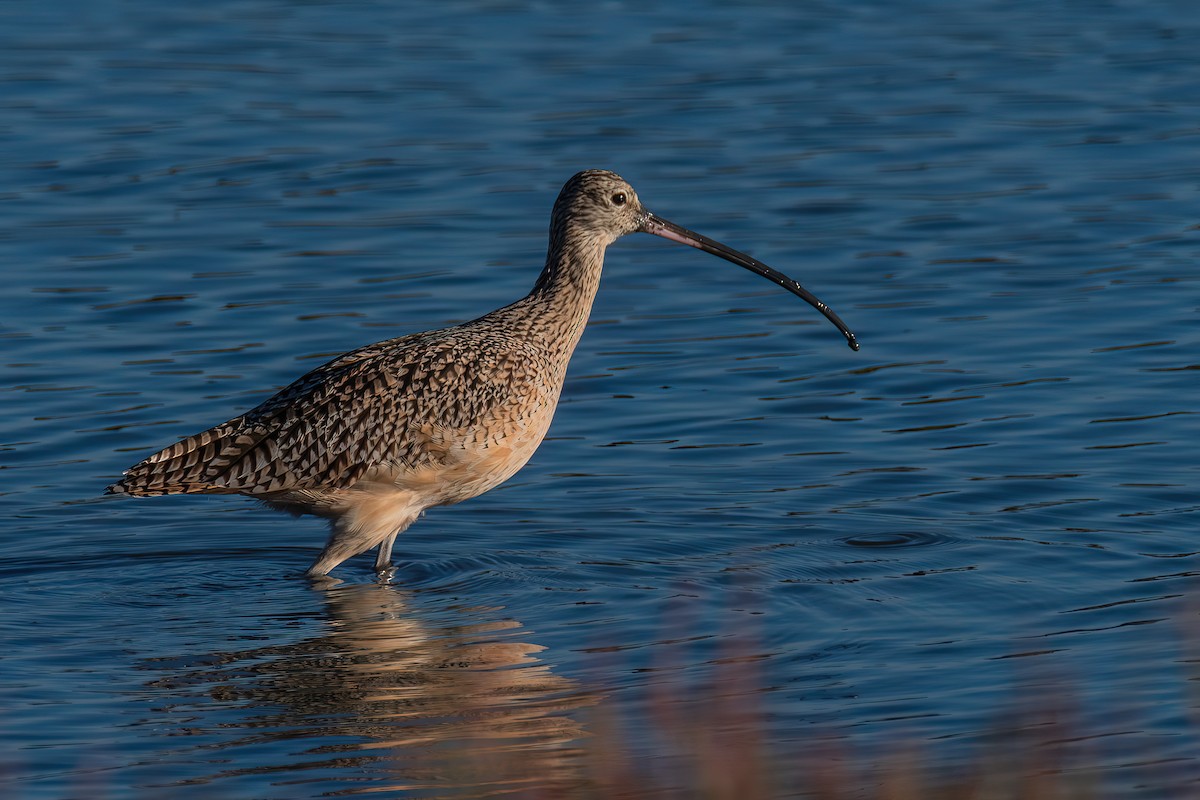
[{"left": 394, "top": 397, "right": 559, "bottom": 506}]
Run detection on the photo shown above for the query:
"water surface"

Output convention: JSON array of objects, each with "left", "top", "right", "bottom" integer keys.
[{"left": 2, "top": 0, "right": 1199, "bottom": 797}]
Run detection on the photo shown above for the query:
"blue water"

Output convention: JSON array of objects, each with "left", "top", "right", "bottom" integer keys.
[{"left": 3, "top": 1, "right": 1199, "bottom": 797}]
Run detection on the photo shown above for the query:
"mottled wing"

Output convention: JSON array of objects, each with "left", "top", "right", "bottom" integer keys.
[{"left": 109, "top": 333, "right": 431, "bottom": 497}]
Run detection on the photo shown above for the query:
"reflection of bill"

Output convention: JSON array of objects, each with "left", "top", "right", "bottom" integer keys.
[{"left": 142, "top": 583, "right": 595, "bottom": 795}]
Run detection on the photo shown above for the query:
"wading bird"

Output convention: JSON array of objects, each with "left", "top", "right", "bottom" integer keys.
[{"left": 107, "top": 170, "right": 858, "bottom": 578}]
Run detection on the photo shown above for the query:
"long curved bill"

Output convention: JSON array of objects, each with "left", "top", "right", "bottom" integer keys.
[{"left": 640, "top": 212, "right": 860, "bottom": 351}]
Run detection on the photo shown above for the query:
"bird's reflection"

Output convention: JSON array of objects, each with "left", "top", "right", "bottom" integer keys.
[{"left": 141, "top": 583, "right": 596, "bottom": 795}]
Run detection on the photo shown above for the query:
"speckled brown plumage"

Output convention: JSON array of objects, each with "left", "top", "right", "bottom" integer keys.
[{"left": 108, "top": 170, "right": 857, "bottom": 578}]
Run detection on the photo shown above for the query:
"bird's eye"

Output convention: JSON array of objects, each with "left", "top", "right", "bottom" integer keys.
[{"left": 611, "top": 192, "right": 627, "bottom": 206}]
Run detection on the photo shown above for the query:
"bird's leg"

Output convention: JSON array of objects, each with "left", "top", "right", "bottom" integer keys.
[
  {"left": 374, "top": 532, "right": 398, "bottom": 573},
  {"left": 307, "top": 504, "right": 420, "bottom": 578},
  {"left": 306, "top": 520, "right": 397, "bottom": 578},
  {"left": 306, "top": 532, "right": 364, "bottom": 578}
]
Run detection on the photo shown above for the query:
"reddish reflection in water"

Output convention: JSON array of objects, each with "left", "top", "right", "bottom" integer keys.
[{"left": 138, "top": 583, "right": 596, "bottom": 796}]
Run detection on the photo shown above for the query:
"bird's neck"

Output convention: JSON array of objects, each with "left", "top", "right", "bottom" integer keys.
[{"left": 518, "top": 230, "right": 607, "bottom": 360}]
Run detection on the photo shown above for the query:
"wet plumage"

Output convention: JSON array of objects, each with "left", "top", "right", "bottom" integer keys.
[{"left": 108, "top": 170, "right": 857, "bottom": 578}]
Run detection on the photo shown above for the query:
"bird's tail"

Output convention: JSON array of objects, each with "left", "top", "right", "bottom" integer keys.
[{"left": 106, "top": 417, "right": 265, "bottom": 497}]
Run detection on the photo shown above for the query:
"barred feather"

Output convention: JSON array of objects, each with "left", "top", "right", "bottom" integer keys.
[{"left": 106, "top": 171, "right": 715, "bottom": 577}]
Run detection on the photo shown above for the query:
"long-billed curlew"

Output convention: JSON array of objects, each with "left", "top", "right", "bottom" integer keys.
[{"left": 107, "top": 170, "right": 859, "bottom": 578}]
